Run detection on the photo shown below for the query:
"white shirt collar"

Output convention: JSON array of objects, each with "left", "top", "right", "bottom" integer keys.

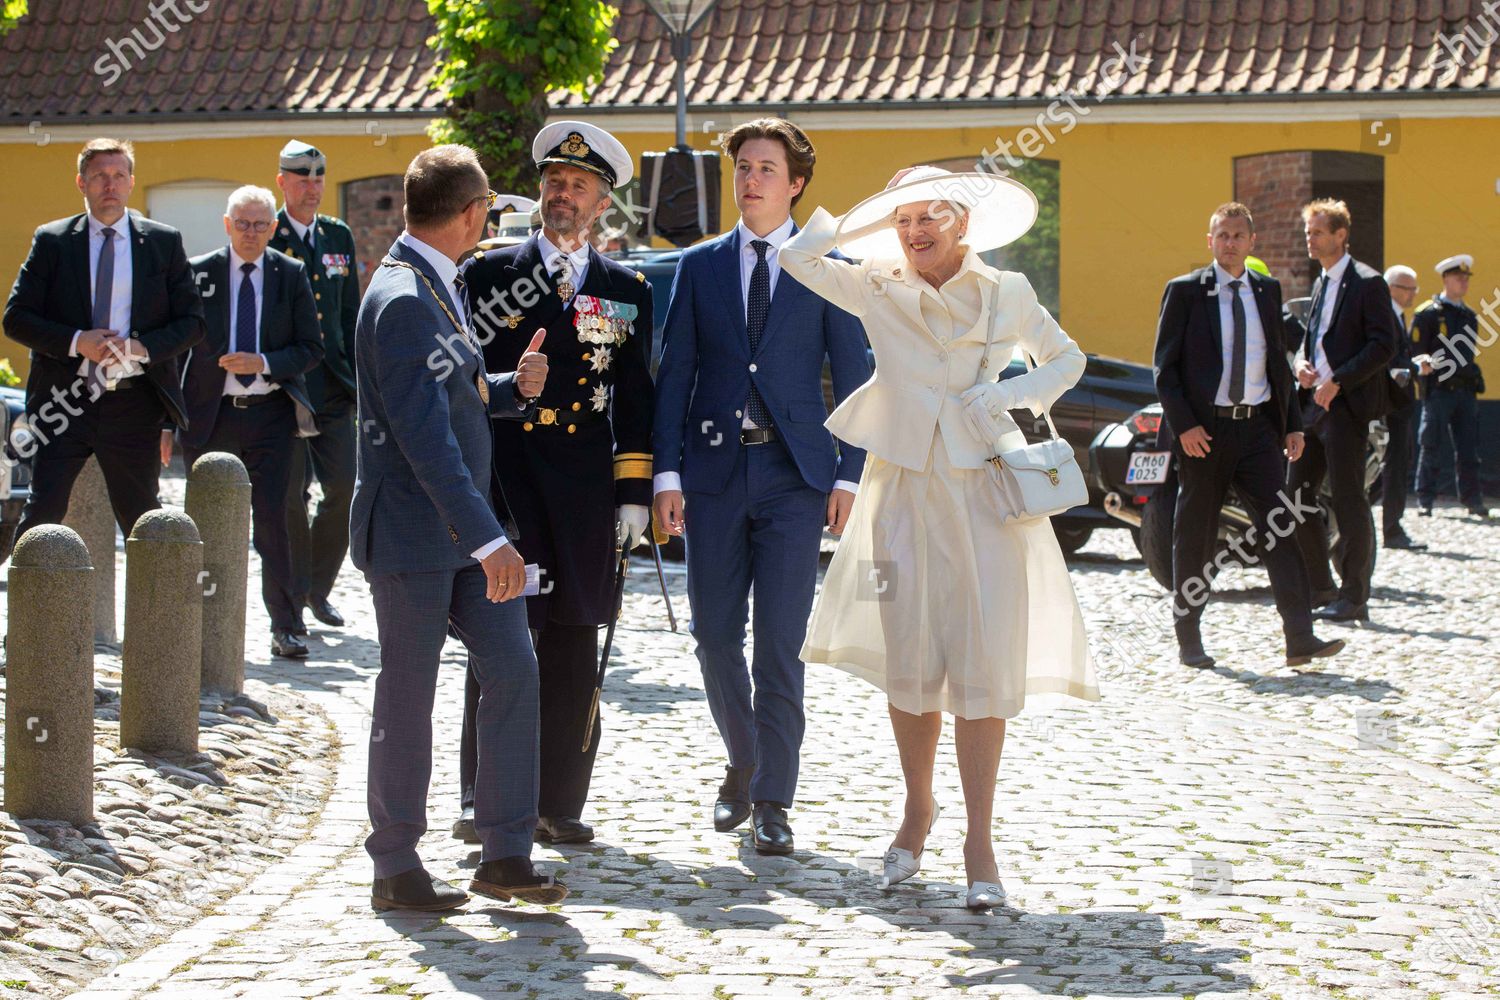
[
  {"left": 88, "top": 213, "right": 128, "bottom": 238},
  {"left": 1437, "top": 293, "right": 1464, "bottom": 307},
  {"left": 537, "top": 231, "right": 590, "bottom": 270},
  {"left": 1213, "top": 261, "right": 1253, "bottom": 288},
  {"left": 285, "top": 211, "right": 316, "bottom": 243},
  {"left": 1321, "top": 252, "right": 1352, "bottom": 284},
  {"left": 397, "top": 231, "right": 460, "bottom": 292},
  {"left": 230, "top": 247, "right": 264, "bottom": 272},
  {"left": 735, "top": 216, "right": 795, "bottom": 253}
]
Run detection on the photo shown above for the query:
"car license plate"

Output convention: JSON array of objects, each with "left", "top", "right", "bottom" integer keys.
[{"left": 1125, "top": 451, "right": 1170, "bottom": 485}]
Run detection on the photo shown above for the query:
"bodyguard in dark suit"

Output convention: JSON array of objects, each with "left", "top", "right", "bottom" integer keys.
[
  {"left": 4, "top": 138, "right": 203, "bottom": 539},
  {"left": 179, "top": 186, "right": 323, "bottom": 659},
  {"left": 271, "top": 140, "right": 361, "bottom": 632},
  {"left": 1288, "top": 199, "right": 1397, "bottom": 622},
  {"left": 1380, "top": 264, "right": 1426, "bottom": 548},
  {"left": 1154, "top": 204, "right": 1340, "bottom": 670},
  {"left": 354, "top": 145, "right": 563, "bottom": 912},
  {"left": 451, "top": 122, "right": 654, "bottom": 846},
  {"left": 653, "top": 119, "right": 871, "bottom": 854}
]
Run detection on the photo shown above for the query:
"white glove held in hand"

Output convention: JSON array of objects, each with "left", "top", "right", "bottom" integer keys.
[
  {"left": 615, "top": 504, "right": 650, "bottom": 549},
  {"left": 960, "top": 382, "right": 1016, "bottom": 442}
]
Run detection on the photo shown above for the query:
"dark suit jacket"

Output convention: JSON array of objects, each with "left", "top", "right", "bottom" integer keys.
[
  {"left": 3, "top": 210, "right": 204, "bottom": 427},
  {"left": 179, "top": 247, "right": 323, "bottom": 451},
  {"left": 1152, "top": 265, "right": 1301, "bottom": 450},
  {"left": 1297, "top": 257, "right": 1397, "bottom": 423},
  {"left": 654, "top": 226, "right": 871, "bottom": 495}
]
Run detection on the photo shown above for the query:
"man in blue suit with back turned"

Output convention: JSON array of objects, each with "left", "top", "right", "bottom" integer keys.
[
  {"left": 353, "top": 145, "right": 562, "bottom": 911},
  {"left": 653, "top": 118, "right": 871, "bottom": 855}
]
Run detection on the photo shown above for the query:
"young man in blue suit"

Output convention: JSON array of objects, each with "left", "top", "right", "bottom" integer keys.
[
  {"left": 352, "top": 146, "right": 560, "bottom": 911},
  {"left": 652, "top": 118, "right": 871, "bottom": 855}
]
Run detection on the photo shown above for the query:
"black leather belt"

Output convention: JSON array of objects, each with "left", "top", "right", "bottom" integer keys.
[
  {"left": 105, "top": 376, "right": 149, "bottom": 391},
  {"left": 226, "top": 392, "right": 282, "bottom": 408},
  {"left": 1213, "top": 404, "right": 1261, "bottom": 420},
  {"left": 741, "top": 426, "right": 778, "bottom": 445}
]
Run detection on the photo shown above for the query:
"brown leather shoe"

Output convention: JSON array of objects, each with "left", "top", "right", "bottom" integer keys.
[
  {"left": 371, "top": 868, "right": 468, "bottom": 912},
  {"left": 469, "top": 856, "right": 568, "bottom": 905}
]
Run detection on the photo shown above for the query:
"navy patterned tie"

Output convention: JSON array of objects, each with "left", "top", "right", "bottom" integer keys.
[
  {"left": 234, "top": 262, "right": 258, "bottom": 387},
  {"left": 745, "top": 239, "right": 772, "bottom": 428}
]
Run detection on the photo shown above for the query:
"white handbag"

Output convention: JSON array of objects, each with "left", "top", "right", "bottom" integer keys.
[{"left": 977, "top": 323, "right": 1088, "bottom": 524}]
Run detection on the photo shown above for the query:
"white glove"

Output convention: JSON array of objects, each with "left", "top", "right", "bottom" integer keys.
[
  {"left": 960, "top": 381, "right": 1015, "bottom": 441},
  {"left": 616, "top": 504, "right": 650, "bottom": 549}
]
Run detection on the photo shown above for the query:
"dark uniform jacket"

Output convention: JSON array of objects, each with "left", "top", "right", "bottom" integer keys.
[
  {"left": 460, "top": 233, "right": 655, "bottom": 628},
  {"left": 1412, "top": 295, "right": 1485, "bottom": 396},
  {"left": 268, "top": 210, "right": 359, "bottom": 412},
  {"left": 1297, "top": 257, "right": 1398, "bottom": 424}
]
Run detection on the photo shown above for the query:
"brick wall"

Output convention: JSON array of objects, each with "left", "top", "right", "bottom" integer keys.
[
  {"left": 1234, "top": 151, "right": 1315, "bottom": 298},
  {"left": 341, "top": 175, "right": 405, "bottom": 295}
]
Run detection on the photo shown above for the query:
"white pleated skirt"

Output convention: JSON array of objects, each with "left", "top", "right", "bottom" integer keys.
[{"left": 801, "top": 437, "right": 1101, "bottom": 720}]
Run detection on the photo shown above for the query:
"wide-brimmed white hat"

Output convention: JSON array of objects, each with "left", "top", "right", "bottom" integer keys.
[{"left": 833, "top": 166, "right": 1039, "bottom": 259}]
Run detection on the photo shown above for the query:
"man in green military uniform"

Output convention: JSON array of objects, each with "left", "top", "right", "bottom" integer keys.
[
  {"left": 271, "top": 140, "right": 361, "bottom": 631},
  {"left": 1412, "top": 254, "right": 1487, "bottom": 518}
]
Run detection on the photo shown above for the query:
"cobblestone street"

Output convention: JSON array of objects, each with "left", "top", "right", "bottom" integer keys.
[{"left": 32, "top": 483, "right": 1493, "bottom": 999}]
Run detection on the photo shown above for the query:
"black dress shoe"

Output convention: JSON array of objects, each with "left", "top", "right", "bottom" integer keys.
[
  {"left": 1466, "top": 504, "right": 1491, "bottom": 518},
  {"left": 372, "top": 867, "right": 468, "bottom": 912},
  {"left": 1286, "top": 634, "right": 1346, "bottom": 667},
  {"left": 271, "top": 628, "right": 309, "bottom": 659},
  {"left": 1417, "top": 505, "right": 1433, "bottom": 517},
  {"left": 714, "top": 765, "right": 753, "bottom": 832},
  {"left": 751, "top": 802, "right": 794, "bottom": 856},
  {"left": 451, "top": 806, "right": 479, "bottom": 844},
  {"left": 1313, "top": 598, "right": 1369, "bottom": 622},
  {"left": 1177, "top": 638, "right": 1215, "bottom": 669},
  {"left": 535, "top": 816, "right": 594, "bottom": 844},
  {"left": 308, "top": 595, "right": 345, "bottom": 627},
  {"left": 470, "top": 856, "right": 568, "bottom": 904},
  {"left": 1383, "top": 533, "right": 1427, "bottom": 550},
  {"left": 288, "top": 613, "right": 309, "bottom": 637},
  {"left": 1309, "top": 587, "right": 1340, "bottom": 608}
]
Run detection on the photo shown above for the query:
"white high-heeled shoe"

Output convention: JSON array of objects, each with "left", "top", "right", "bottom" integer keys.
[
  {"left": 878, "top": 798, "right": 940, "bottom": 889},
  {"left": 965, "top": 880, "right": 1006, "bottom": 911}
]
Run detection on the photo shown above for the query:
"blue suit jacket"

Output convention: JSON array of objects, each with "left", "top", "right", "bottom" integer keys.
[
  {"left": 350, "top": 238, "right": 532, "bottom": 577},
  {"left": 653, "top": 226, "right": 871, "bottom": 495}
]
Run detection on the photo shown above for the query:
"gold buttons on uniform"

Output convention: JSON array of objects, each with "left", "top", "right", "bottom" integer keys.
[
  {"left": 315, "top": 293, "right": 321, "bottom": 300},
  {"left": 317, "top": 313, "right": 323, "bottom": 320},
  {"left": 582, "top": 352, "right": 592, "bottom": 361},
  {"left": 571, "top": 402, "right": 581, "bottom": 411},
  {"left": 568, "top": 425, "right": 576, "bottom": 434},
  {"left": 577, "top": 377, "right": 587, "bottom": 385},
  {"left": 523, "top": 421, "right": 534, "bottom": 431}
]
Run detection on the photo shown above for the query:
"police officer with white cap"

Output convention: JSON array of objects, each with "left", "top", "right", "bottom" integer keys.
[
  {"left": 270, "top": 140, "right": 363, "bottom": 633},
  {"left": 1412, "top": 254, "right": 1488, "bottom": 517},
  {"left": 449, "top": 121, "right": 655, "bottom": 845}
]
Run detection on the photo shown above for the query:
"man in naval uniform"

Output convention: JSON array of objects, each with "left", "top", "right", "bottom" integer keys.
[
  {"left": 270, "top": 140, "right": 361, "bottom": 633},
  {"left": 1412, "top": 254, "right": 1488, "bottom": 518},
  {"left": 450, "top": 121, "right": 655, "bottom": 845}
]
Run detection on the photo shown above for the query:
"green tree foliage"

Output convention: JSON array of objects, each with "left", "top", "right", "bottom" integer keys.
[
  {"left": 1, "top": 1, "right": 28, "bottom": 36},
  {"left": 425, "top": 0, "right": 620, "bottom": 192},
  {"left": 987, "top": 159, "right": 1061, "bottom": 316}
]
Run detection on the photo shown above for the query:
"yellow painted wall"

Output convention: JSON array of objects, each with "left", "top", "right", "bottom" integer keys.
[{"left": 4, "top": 116, "right": 1498, "bottom": 398}]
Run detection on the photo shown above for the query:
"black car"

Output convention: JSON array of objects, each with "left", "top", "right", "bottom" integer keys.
[
  {"left": 1090, "top": 400, "right": 1386, "bottom": 589},
  {"left": 1, "top": 385, "right": 34, "bottom": 565}
]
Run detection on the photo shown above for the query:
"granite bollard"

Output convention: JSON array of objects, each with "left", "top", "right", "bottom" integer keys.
[
  {"left": 184, "top": 452, "right": 251, "bottom": 695},
  {"left": 4, "top": 525, "right": 95, "bottom": 824},
  {"left": 120, "top": 509, "right": 203, "bottom": 753},
  {"left": 61, "top": 456, "right": 118, "bottom": 644}
]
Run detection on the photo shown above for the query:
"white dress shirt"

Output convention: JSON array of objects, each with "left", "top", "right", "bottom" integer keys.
[
  {"left": 71, "top": 213, "right": 146, "bottom": 379},
  {"left": 222, "top": 249, "right": 276, "bottom": 396},
  {"left": 286, "top": 211, "right": 316, "bottom": 249},
  {"left": 1211, "top": 262, "right": 1270, "bottom": 406},
  {"left": 397, "top": 231, "right": 508, "bottom": 560},
  {"left": 1309, "top": 253, "right": 1351, "bottom": 383},
  {"left": 538, "top": 231, "right": 590, "bottom": 303},
  {"left": 651, "top": 216, "right": 859, "bottom": 497}
]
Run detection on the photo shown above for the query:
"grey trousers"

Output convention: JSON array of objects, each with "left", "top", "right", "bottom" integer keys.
[{"left": 366, "top": 563, "right": 538, "bottom": 878}]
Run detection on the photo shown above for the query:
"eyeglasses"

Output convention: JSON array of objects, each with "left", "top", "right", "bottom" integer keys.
[
  {"left": 472, "top": 189, "right": 499, "bottom": 211},
  {"left": 231, "top": 219, "right": 274, "bottom": 234}
]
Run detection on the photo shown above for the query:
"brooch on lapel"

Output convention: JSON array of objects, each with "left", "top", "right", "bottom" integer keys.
[{"left": 572, "top": 295, "right": 637, "bottom": 345}]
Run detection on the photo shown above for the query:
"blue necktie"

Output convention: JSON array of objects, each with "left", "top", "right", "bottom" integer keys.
[
  {"left": 745, "top": 239, "right": 772, "bottom": 428},
  {"left": 234, "top": 261, "right": 258, "bottom": 387}
]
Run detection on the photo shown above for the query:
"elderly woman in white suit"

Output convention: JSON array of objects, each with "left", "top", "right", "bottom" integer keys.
[{"left": 780, "top": 167, "right": 1099, "bottom": 910}]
